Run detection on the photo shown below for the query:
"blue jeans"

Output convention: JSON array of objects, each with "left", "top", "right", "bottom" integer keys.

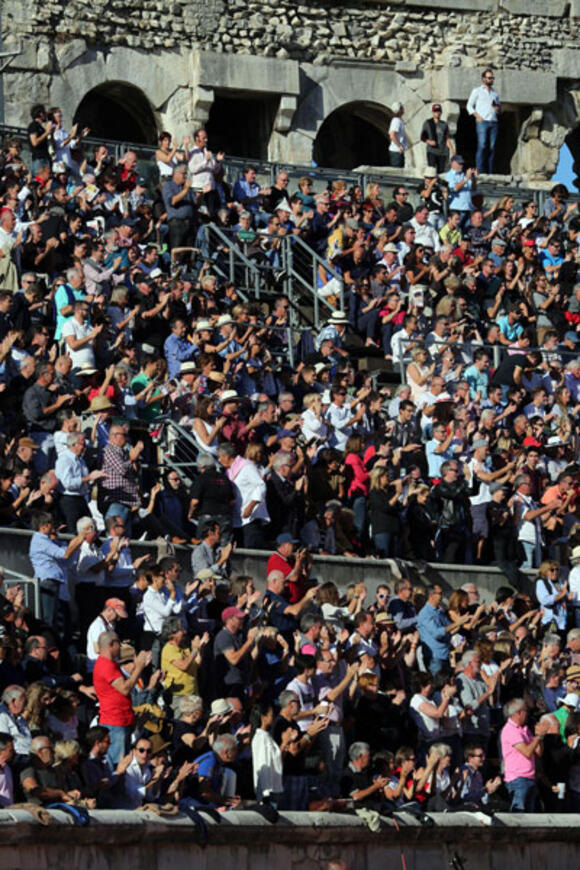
[
  {"left": 475, "top": 121, "right": 498, "bottom": 174},
  {"left": 351, "top": 495, "right": 366, "bottom": 541},
  {"left": 519, "top": 540, "right": 536, "bottom": 570},
  {"left": 375, "top": 531, "right": 397, "bottom": 559},
  {"left": 103, "top": 724, "right": 132, "bottom": 767},
  {"left": 506, "top": 776, "right": 536, "bottom": 812},
  {"left": 39, "top": 578, "right": 61, "bottom": 629}
]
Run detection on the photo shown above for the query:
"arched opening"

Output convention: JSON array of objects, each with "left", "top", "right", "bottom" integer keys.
[
  {"left": 455, "top": 106, "right": 524, "bottom": 175},
  {"left": 563, "top": 127, "right": 580, "bottom": 191},
  {"left": 74, "top": 82, "right": 158, "bottom": 145},
  {"left": 313, "top": 102, "right": 391, "bottom": 170},
  {"left": 206, "top": 91, "right": 279, "bottom": 159}
]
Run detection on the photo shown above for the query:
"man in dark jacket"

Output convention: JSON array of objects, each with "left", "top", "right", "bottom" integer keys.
[{"left": 430, "top": 460, "right": 472, "bottom": 563}]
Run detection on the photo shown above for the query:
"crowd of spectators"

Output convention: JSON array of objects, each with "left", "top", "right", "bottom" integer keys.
[{"left": 0, "top": 101, "right": 579, "bottom": 818}]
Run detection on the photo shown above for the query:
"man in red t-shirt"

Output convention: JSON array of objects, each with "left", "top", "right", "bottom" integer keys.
[
  {"left": 93, "top": 630, "right": 151, "bottom": 765},
  {"left": 266, "top": 533, "right": 310, "bottom": 604}
]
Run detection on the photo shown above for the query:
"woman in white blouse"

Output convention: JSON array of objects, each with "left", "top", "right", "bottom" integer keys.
[
  {"left": 301, "top": 393, "right": 328, "bottom": 445},
  {"left": 251, "top": 700, "right": 284, "bottom": 804},
  {"left": 142, "top": 569, "right": 183, "bottom": 665},
  {"left": 409, "top": 671, "right": 457, "bottom": 759}
]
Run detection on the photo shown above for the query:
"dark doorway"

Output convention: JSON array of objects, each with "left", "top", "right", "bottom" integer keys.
[
  {"left": 206, "top": 92, "right": 279, "bottom": 159},
  {"left": 564, "top": 127, "right": 580, "bottom": 191},
  {"left": 74, "top": 82, "right": 158, "bottom": 144},
  {"left": 455, "top": 106, "right": 523, "bottom": 175},
  {"left": 313, "top": 102, "right": 391, "bottom": 170}
]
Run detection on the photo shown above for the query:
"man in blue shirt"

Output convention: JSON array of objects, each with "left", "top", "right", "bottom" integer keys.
[
  {"left": 233, "top": 166, "right": 262, "bottom": 215},
  {"left": 464, "top": 349, "right": 490, "bottom": 400},
  {"left": 538, "top": 238, "right": 564, "bottom": 281},
  {"left": 29, "top": 510, "right": 85, "bottom": 630},
  {"left": 163, "top": 317, "right": 196, "bottom": 379},
  {"left": 445, "top": 155, "right": 476, "bottom": 229},
  {"left": 196, "top": 734, "right": 239, "bottom": 807},
  {"left": 162, "top": 163, "right": 196, "bottom": 251},
  {"left": 417, "top": 584, "right": 469, "bottom": 674}
]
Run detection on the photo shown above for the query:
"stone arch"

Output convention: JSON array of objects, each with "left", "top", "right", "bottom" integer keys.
[
  {"left": 312, "top": 101, "right": 391, "bottom": 170},
  {"left": 284, "top": 65, "right": 427, "bottom": 168},
  {"left": 516, "top": 82, "right": 580, "bottom": 184},
  {"left": 74, "top": 81, "right": 158, "bottom": 144}
]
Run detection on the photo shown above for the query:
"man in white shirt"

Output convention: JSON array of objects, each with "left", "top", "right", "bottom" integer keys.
[
  {"left": 467, "top": 68, "right": 501, "bottom": 173},
  {"left": 86, "top": 598, "right": 128, "bottom": 670},
  {"left": 61, "top": 300, "right": 102, "bottom": 370},
  {"left": 324, "top": 387, "right": 365, "bottom": 451},
  {"left": 569, "top": 547, "right": 580, "bottom": 628},
  {"left": 188, "top": 128, "right": 224, "bottom": 216},
  {"left": 410, "top": 205, "right": 441, "bottom": 252},
  {"left": 388, "top": 102, "right": 407, "bottom": 168}
]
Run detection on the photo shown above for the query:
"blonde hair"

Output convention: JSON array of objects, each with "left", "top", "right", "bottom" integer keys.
[
  {"left": 244, "top": 442, "right": 264, "bottom": 463},
  {"left": 54, "top": 739, "right": 80, "bottom": 764},
  {"left": 303, "top": 393, "right": 320, "bottom": 410},
  {"left": 369, "top": 467, "right": 389, "bottom": 491},
  {"left": 110, "top": 286, "right": 128, "bottom": 306}
]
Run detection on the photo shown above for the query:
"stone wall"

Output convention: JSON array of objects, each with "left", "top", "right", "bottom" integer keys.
[{"left": 1, "top": 1, "right": 580, "bottom": 179}]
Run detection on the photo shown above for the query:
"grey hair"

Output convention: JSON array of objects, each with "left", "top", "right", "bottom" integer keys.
[
  {"left": 97, "top": 630, "right": 118, "bottom": 651},
  {"left": 542, "top": 633, "right": 561, "bottom": 649},
  {"left": 348, "top": 741, "right": 370, "bottom": 762},
  {"left": 480, "top": 409, "right": 495, "bottom": 423},
  {"left": 461, "top": 650, "right": 479, "bottom": 668},
  {"left": 514, "top": 473, "right": 530, "bottom": 490},
  {"left": 272, "top": 451, "right": 292, "bottom": 472},
  {"left": 566, "top": 358, "right": 580, "bottom": 371},
  {"left": 76, "top": 516, "right": 95, "bottom": 534},
  {"left": 278, "top": 690, "right": 298, "bottom": 710},
  {"left": 267, "top": 569, "right": 286, "bottom": 589},
  {"left": 1, "top": 685, "right": 26, "bottom": 705},
  {"left": 567, "top": 628, "right": 580, "bottom": 643},
  {"left": 67, "top": 432, "right": 84, "bottom": 448},
  {"left": 66, "top": 266, "right": 81, "bottom": 283},
  {"left": 177, "top": 695, "right": 203, "bottom": 718},
  {"left": 504, "top": 698, "right": 526, "bottom": 718},
  {"left": 30, "top": 735, "right": 51, "bottom": 755},
  {"left": 213, "top": 734, "right": 237, "bottom": 756}
]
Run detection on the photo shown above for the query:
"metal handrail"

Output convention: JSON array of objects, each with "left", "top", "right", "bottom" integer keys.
[
  {"left": 280, "top": 235, "right": 345, "bottom": 328},
  {"left": 1, "top": 122, "right": 575, "bottom": 214}
]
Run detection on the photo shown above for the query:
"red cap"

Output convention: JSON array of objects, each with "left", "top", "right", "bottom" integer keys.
[
  {"left": 432, "top": 103, "right": 442, "bottom": 112},
  {"left": 523, "top": 437, "right": 542, "bottom": 448},
  {"left": 222, "top": 606, "right": 246, "bottom": 622},
  {"left": 522, "top": 239, "right": 536, "bottom": 247},
  {"left": 105, "top": 597, "right": 128, "bottom": 617}
]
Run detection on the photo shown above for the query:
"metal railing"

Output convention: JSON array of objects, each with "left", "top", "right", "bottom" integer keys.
[
  {"left": 2, "top": 122, "right": 576, "bottom": 216},
  {"left": 280, "top": 235, "right": 344, "bottom": 328}
]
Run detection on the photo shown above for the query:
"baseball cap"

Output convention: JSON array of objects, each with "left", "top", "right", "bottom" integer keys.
[
  {"left": 105, "top": 598, "right": 128, "bottom": 618},
  {"left": 451, "top": 154, "right": 465, "bottom": 164},
  {"left": 222, "top": 606, "right": 246, "bottom": 621},
  {"left": 136, "top": 176, "right": 148, "bottom": 186},
  {"left": 565, "top": 331, "right": 579, "bottom": 344},
  {"left": 432, "top": 103, "right": 442, "bottom": 111},
  {"left": 277, "top": 532, "right": 298, "bottom": 545}
]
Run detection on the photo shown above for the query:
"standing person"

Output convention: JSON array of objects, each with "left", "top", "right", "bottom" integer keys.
[
  {"left": 420, "top": 103, "right": 454, "bottom": 173},
  {"left": 388, "top": 103, "right": 407, "bottom": 168},
  {"left": 162, "top": 163, "right": 196, "bottom": 252},
  {"left": 445, "top": 155, "right": 476, "bottom": 229},
  {"left": 467, "top": 69, "right": 501, "bottom": 174},
  {"left": 92, "top": 631, "right": 151, "bottom": 766},
  {"left": 55, "top": 432, "right": 105, "bottom": 532},
  {"left": 417, "top": 584, "right": 470, "bottom": 675},
  {"left": 500, "top": 698, "right": 542, "bottom": 812},
  {"left": 213, "top": 606, "right": 259, "bottom": 700},
  {"left": 188, "top": 128, "right": 224, "bottom": 217},
  {"left": 28, "top": 511, "right": 85, "bottom": 631}
]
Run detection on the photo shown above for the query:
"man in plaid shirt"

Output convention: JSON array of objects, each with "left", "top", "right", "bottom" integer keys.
[{"left": 99, "top": 424, "right": 143, "bottom": 526}]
